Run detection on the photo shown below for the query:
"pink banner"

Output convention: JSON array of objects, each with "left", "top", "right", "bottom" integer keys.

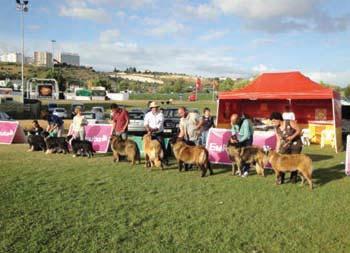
[
  {"left": 206, "top": 128, "right": 232, "bottom": 165},
  {"left": 0, "top": 121, "right": 26, "bottom": 144},
  {"left": 206, "top": 128, "right": 277, "bottom": 165},
  {"left": 346, "top": 135, "right": 350, "bottom": 176},
  {"left": 85, "top": 124, "right": 113, "bottom": 153}
]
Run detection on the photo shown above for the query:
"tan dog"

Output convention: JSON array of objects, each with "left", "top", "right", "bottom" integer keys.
[
  {"left": 266, "top": 150, "right": 313, "bottom": 189},
  {"left": 226, "top": 142, "right": 265, "bottom": 176},
  {"left": 110, "top": 135, "right": 140, "bottom": 165},
  {"left": 170, "top": 138, "right": 213, "bottom": 177},
  {"left": 143, "top": 133, "right": 164, "bottom": 169}
]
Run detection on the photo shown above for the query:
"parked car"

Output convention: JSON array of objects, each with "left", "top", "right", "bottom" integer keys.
[
  {"left": 163, "top": 108, "right": 180, "bottom": 135},
  {"left": 91, "top": 106, "right": 105, "bottom": 120},
  {"left": 82, "top": 111, "right": 107, "bottom": 124},
  {"left": 48, "top": 102, "right": 58, "bottom": 113},
  {"left": 162, "top": 108, "right": 201, "bottom": 136},
  {"left": 52, "top": 108, "right": 68, "bottom": 119},
  {"left": 0, "top": 111, "right": 11, "bottom": 121},
  {"left": 128, "top": 109, "right": 146, "bottom": 135},
  {"left": 70, "top": 103, "right": 85, "bottom": 118}
]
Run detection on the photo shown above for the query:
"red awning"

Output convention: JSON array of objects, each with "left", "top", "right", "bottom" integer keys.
[{"left": 219, "top": 71, "right": 340, "bottom": 100}]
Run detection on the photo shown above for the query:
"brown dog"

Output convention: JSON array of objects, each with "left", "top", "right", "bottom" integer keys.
[
  {"left": 143, "top": 133, "right": 164, "bottom": 169},
  {"left": 266, "top": 150, "right": 313, "bottom": 189},
  {"left": 110, "top": 135, "right": 140, "bottom": 165},
  {"left": 171, "top": 138, "right": 213, "bottom": 177},
  {"left": 226, "top": 142, "right": 265, "bottom": 176}
]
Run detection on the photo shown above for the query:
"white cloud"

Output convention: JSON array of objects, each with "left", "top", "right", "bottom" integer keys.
[
  {"left": 149, "top": 20, "right": 186, "bottom": 37},
  {"left": 199, "top": 30, "right": 229, "bottom": 41},
  {"left": 181, "top": 0, "right": 350, "bottom": 33},
  {"left": 183, "top": 3, "right": 219, "bottom": 19},
  {"left": 306, "top": 71, "right": 350, "bottom": 86},
  {"left": 59, "top": 6, "right": 110, "bottom": 23},
  {"left": 99, "top": 29, "right": 120, "bottom": 43},
  {"left": 251, "top": 38, "right": 276, "bottom": 47},
  {"left": 252, "top": 64, "right": 271, "bottom": 73},
  {"left": 213, "top": 0, "right": 320, "bottom": 19}
]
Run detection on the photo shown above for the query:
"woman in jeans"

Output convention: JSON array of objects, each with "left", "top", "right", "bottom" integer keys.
[
  {"left": 270, "top": 112, "right": 302, "bottom": 184},
  {"left": 198, "top": 107, "right": 215, "bottom": 146}
]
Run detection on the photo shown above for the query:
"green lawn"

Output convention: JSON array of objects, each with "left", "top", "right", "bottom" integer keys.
[{"left": 1, "top": 144, "right": 349, "bottom": 252}]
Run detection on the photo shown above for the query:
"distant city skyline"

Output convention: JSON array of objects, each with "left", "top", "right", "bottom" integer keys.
[{"left": 1, "top": 0, "right": 350, "bottom": 85}]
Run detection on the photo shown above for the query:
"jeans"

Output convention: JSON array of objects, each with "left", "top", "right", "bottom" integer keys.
[
  {"left": 240, "top": 138, "right": 253, "bottom": 173},
  {"left": 200, "top": 130, "right": 209, "bottom": 146}
]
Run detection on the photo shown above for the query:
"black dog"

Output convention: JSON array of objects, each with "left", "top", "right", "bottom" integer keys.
[
  {"left": 42, "top": 132, "right": 69, "bottom": 154},
  {"left": 27, "top": 134, "right": 46, "bottom": 151},
  {"left": 67, "top": 135, "right": 94, "bottom": 158}
]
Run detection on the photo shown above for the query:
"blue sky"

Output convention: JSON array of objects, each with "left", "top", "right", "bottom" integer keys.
[{"left": 1, "top": 0, "right": 350, "bottom": 85}]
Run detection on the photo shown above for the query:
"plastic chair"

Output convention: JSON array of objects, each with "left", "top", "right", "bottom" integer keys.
[
  {"left": 301, "top": 128, "right": 311, "bottom": 146},
  {"left": 320, "top": 129, "right": 335, "bottom": 148}
]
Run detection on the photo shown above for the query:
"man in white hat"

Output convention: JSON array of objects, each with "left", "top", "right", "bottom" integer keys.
[{"left": 144, "top": 101, "right": 168, "bottom": 163}]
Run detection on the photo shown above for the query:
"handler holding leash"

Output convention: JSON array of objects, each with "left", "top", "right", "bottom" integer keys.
[
  {"left": 144, "top": 102, "right": 168, "bottom": 164},
  {"left": 270, "top": 112, "right": 302, "bottom": 184},
  {"left": 229, "top": 113, "right": 254, "bottom": 177},
  {"left": 68, "top": 106, "right": 87, "bottom": 141},
  {"left": 110, "top": 103, "right": 129, "bottom": 140},
  {"left": 177, "top": 107, "right": 201, "bottom": 146},
  {"left": 43, "top": 109, "right": 64, "bottom": 137}
]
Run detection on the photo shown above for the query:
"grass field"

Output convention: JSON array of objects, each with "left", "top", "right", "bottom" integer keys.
[{"left": 1, "top": 144, "right": 349, "bottom": 252}]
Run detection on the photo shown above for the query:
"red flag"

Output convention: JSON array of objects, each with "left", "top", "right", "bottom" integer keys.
[{"left": 195, "top": 78, "right": 202, "bottom": 90}]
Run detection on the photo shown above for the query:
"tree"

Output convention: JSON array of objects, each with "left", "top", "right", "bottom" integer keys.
[
  {"left": 45, "top": 69, "right": 66, "bottom": 92},
  {"left": 344, "top": 85, "right": 350, "bottom": 98},
  {"left": 218, "top": 78, "right": 235, "bottom": 91}
]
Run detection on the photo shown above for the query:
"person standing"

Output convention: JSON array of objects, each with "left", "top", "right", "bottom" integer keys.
[
  {"left": 45, "top": 110, "right": 64, "bottom": 137},
  {"left": 198, "top": 107, "right": 215, "bottom": 146},
  {"left": 270, "top": 112, "right": 302, "bottom": 184},
  {"left": 177, "top": 107, "right": 201, "bottom": 145},
  {"left": 144, "top": 101, "right": 168, "bottom": 163},
  {"left": 282, "top": 105, "right": 296, "bottom": 121},
  {"left": 69, "top": 106, "right": 87, "bottom": 140},
  {"left": 229, "top": 113, "right": 254, "bottom": 177},
  {"left": 111, "top": 103, "right": 129, "bottom": 139}
]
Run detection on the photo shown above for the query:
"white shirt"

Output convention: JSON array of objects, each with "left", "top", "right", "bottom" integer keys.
[
  {"left": 179, "top": 112, "right": 200, "bottom": 141},
  {"left": 282, "top": 112, "right": 295, "bottom": 121},
  {"left": 144, "top": 111, "right": 164, "bottom": 132},
  {"left": 71, "top": 115, "right": 87, "bottom": 132}
]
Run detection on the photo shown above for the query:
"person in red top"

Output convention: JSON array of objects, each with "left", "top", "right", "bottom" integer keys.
[{"left": 110, "top": 103, "right": 129, "bottom": 139}]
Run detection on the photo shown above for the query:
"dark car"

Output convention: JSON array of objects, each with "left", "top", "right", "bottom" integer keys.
[
  {"left": 162, "top": 108, "right": 181, "bottom": 136},
  {"left": 162, "top": 108, "right": 201, "bottom": 136}
]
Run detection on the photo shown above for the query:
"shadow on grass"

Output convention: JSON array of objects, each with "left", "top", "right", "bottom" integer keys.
[
  {"left": 313, "top": 164, "right": 346, "bottom": 186},
  {"left": 305, "top": 154, "right": 334, "bottom": 162}
]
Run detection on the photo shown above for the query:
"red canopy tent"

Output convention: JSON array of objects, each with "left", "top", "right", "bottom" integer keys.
[{"left": 217, "top": 71, "right": 342, "bottom": 151}]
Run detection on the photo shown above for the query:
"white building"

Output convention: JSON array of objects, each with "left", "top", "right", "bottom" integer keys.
[
  {"left": 34, "top": 51, "right": 52, "bottom": 67},
  {"left": 0, "top": 53, "right": 22, "bottom": 63},
  {"left": 58, "top": 52, "right": 80, "bottom": 66}
]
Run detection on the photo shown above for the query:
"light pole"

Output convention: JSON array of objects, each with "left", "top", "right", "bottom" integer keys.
[
  {"left": 51, "top": 39, "right": 56, "bottom": 70},
  {"left": 16, "top": 0, "right": 29, "bottom": 100}
]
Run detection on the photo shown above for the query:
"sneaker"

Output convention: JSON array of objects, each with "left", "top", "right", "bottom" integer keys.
[{"left": 241, "top": 171, "right": 249, "bottom": 177}]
